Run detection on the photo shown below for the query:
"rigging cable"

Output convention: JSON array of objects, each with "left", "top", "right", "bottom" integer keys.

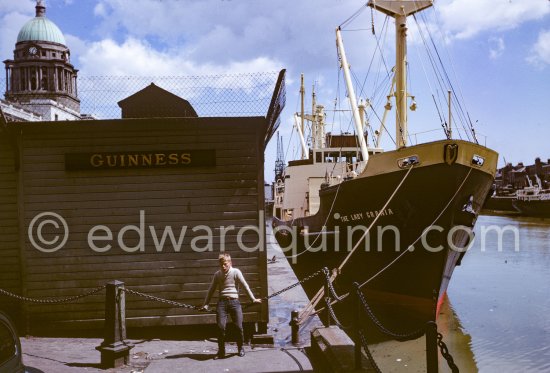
[
  {"left": 412, "top": 13, "right": 457, "bottom": 139},
  {"left": 430, "top": 5, "right": 479, "bottom": 142},
  {"left": 339, "top": 3, "right": 369, "bottom": 29},
  {"left": 415, "top": 11, "right": 472, "bottom": 141}
]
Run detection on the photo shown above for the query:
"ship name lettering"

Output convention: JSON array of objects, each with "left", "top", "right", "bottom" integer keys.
[{"left": 365, "top": 208, "right": 394, "bottom": 219}]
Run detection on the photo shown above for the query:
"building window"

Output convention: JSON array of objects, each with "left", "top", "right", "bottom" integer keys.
[
  {"left": 41, "top": 67, "right": 48, "bottom": 90},
  {"left": 55, "top": 114, "right": 59, "bottom": 121},
  {"left": 30, "top": 67, "right": 37, "bottom": 90},
  {"left": 316, "top": 152, "right": 323, "bottom": 163}
]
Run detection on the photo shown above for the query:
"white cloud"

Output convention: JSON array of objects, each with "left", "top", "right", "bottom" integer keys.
[
  {"left": 489, "top": 37, "right": 505, "bottom": 59},
  {"left": 0, "top": 10, "right": 34, "bottom": 60},
  {"left": 91, "top": 0, "right": 373, "bottom": 71},
  {"left": 76, "top": 37, "right": 282, "bottom": 76},
  {"left": 437, "top": 0, "right": 550, "bottom": 39},
  {"left": 527, "top": 29, "right": 550, "bottom": 67}
]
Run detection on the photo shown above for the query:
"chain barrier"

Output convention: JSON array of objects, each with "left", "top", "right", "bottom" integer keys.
[
  {"left": 356, "top": 286, "right": 425, "bottom": 341},
  {"left": 437, "top": 332, "right": 459, "bottom": 372},
  {"left": 0, "top": 286, "right": 106, "bottom": 304},
  {"left": 0, "top": 266, "right": 324, "bottom": 311},
  {"left": 122, "top": 288, "right": 199, "bottom": 310},
  {"left": 262, "top": 267, "right": 325, "bottom": 302},
  {"left": 121, "top": 267, "right": 326, "bottom": 312}
]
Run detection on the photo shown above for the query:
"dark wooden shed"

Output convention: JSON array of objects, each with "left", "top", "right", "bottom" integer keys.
[
  {"left": 0, "top": 69, "right": 285, "bottom": 335},
  {"left": 0, "top": 116, "right": 269, "bottom": 333},
  {"left": 117, "top": 83, "right": 198, "bottom": 118}
]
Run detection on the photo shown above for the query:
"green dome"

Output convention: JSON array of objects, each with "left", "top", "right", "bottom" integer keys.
[{"left": 17, "top": 16, "right": 66, "bottom": 45}]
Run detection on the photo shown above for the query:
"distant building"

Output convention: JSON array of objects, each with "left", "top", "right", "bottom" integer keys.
[
  {"left": 2, "top": 0, "right": 80, "bottom": 121},
  {"left": 496, "top": 158, "right": 550, "bottom": 190}
]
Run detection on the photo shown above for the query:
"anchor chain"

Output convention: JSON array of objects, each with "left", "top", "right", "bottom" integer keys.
[
  {"left": 358, "top": 329, "right": 382, "bottom": 373},
  {"left": 356, "top": 286, "right": 425, "bottom": 341},
  {"left": 437, "top": 332, "right": 459, "bottom": 372},
  {"left": 322, "top": 267, "right": 344, "bottom": 302},
  {"left": 323, "top": 297, "right": 350, "bottom": 330}
]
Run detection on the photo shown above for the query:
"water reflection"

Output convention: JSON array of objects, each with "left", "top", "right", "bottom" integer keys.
[
  {"left": 448, "top": 215, "right": 550, "bottom": 372},
  {"left": 358, "top": 215, "right": 550, "bottom": 372},
  {"left": 367, "top": 296, "right": 477, "bottom": 372}
]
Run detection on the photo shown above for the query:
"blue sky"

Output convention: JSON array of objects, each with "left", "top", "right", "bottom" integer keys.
[{"left": 1, "top": 0, "right": 550, "bottom": 179}]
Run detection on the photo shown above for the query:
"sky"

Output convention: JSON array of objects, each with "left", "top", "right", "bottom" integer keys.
[{"left": 1, "top": 0, "right": 550, "bottom": 181}]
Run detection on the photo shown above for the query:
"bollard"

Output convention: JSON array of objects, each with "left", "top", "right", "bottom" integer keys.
[
  {"left": 96, "top": 280, "right": 133, "bottom": 369},
  {"left": 289, "top": 310, "right": 300, "bottom": 345},
  {"left": 352, "top": 282, "right": 362, "bottom": 370},
  {"left": 425, "top": 321, "right": 438, "bottom": 373}
]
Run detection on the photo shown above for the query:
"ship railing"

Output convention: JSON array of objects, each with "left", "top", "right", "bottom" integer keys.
[
  {"left": 407, "top": 127, "right": 488, "bottom": 147},
  {"left": 517, "top": 193, "right": 550, "bottom": 201}
]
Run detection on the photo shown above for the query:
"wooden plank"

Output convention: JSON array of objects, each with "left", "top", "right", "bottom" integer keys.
[
  {"left": 25, "top": 264, "right": 261, "bottom": 281},
  {"left": 25, "top": 273, "right": 261, "bottom": 290},
  {"left": 26, "top": 257, "right": 258, "bottom": 274}
]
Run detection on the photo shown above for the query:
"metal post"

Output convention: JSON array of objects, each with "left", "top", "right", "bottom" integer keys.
[
  {"left": 290, "top": 310, "right": 300, "bottom": 345},
  {"left": 426, "top": 321, "right": 438, "bottom": 373},
  {"left": 96, "top": 280, "right": 133, "bottom": 369},
  {"left": 353, "top": 282, "right": 362, "bottom": 370}
]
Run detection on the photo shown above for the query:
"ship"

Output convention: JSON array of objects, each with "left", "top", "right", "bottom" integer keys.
[
  {"left": 512, "top": 175, "right": 550, "bottom": 217},
  {"left": 482, "top": 185, "right": 518, "bottom": 215},
  {"left": 272, "top": 0, "right": 498, "bottom": 339}
]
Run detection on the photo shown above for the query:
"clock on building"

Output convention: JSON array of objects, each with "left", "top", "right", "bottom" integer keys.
[{"left": 28, "top": 46, "right": 38, "bottom": 56}]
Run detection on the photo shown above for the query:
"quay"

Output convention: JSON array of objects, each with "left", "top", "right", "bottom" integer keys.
[
  {"left": 14, "top": 221, "right": 457, "bottom": 372},
  {"left": 17, "top": 223, "right": 387, "bottom": 373}
]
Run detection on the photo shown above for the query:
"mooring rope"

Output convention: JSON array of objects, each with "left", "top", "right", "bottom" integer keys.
[
  {"left": 303, "top": 166, "right": 473, "bottom": 320},
  {"left": 299, "top": 165, "right": 414, "bottom": 323}
]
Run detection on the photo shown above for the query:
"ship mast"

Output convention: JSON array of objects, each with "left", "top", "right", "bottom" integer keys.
[
  {"left": 368, "top": 0, "right": 433, "bottom": 148},
  {"left": 336, "top": 27, "right": 369, "bottom": 165}
]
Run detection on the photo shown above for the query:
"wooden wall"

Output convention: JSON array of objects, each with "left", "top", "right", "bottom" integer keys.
[
  {"left": 1, "top": 117, "right": 268, "bottom": 332},
  {"left": 0, "top": 131, "right": 21, "bottom": 318}
]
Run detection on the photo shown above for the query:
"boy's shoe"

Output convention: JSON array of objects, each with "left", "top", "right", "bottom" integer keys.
[
  {"left": 214, "top": 352, "right": 225, "bottom": 360},
  {"left": 238, "top": 349, "right": 245, "bottom": 357}
]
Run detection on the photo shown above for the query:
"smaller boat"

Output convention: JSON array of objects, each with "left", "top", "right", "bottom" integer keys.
[
  {"left": 482, "top": 185, "right": 518, "bottom": 215},
  {"left": 512, "top": 175, "right": 550, "bottom": 217}
]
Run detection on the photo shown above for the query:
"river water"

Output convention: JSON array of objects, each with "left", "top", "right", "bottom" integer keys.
[
  {"left": 268, "top": 214, "right": 550, "bottom": 371},
  {"left": 369, "top": 214, "right": 550, "bottom": 372},
  {"left": 445, "top": 214, "right": 550, "bottom": 372}
]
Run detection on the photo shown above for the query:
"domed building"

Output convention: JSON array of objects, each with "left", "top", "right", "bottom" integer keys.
[{"left": 3, "top": 0, "right": 80, "bottom": 121}]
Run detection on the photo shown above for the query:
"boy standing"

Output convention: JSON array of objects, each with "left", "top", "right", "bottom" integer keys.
[{"left": 201, "top": 253, "right": 261, "bottom": 359}]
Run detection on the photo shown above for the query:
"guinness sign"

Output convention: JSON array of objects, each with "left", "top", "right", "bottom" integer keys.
[{"left": 65, "top": 150, "right": 216, "bottom": 170}]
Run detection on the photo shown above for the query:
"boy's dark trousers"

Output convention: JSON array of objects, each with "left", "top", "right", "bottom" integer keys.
[{"left": 216, "top": 298, "right": 244, "bottom": 355}]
